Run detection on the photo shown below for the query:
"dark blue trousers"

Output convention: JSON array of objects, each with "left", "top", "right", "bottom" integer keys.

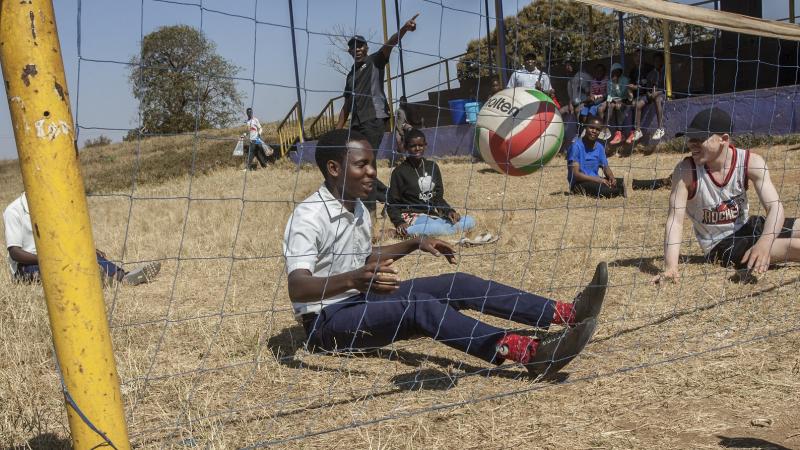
[
  {"left": 304, "top": 273, "right": 555, "bottom": 364},
  {"left": 15, "top": 253, "right": 124, "bottom": 282}
]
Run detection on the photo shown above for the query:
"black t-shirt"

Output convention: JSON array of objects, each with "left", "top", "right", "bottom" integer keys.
[
  {"left": 344, "top": 51, "right": 390, "bottom": 125},
  {"left": 386, "top": 158, "right": 453, "bottom": 226},
  {"left": 628, "top": 62, "right": 654, "bottom": 96}
]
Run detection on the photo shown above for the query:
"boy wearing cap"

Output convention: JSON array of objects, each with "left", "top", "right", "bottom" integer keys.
[
  {"left": 336, "top": 14, "right": 419, "bottom": 210},
  {"left": 653, "top": 109, "right": 800, "bottom": 283}
]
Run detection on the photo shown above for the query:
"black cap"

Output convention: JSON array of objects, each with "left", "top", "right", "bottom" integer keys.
[
  {"left": 675, "top": 108, "right": 732, "bottom": 139},
  {"left": 347, "top": 35, "right": 367, "bottom": 48}
]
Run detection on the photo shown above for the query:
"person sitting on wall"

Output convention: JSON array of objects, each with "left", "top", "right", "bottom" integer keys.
[
  {"left": 387, "top": 128, "right": 476, "bottom": 237},
  {"left": 558, "top": 59, "right": 592, "bottom": 131},
  {"left": 604, "top": 63, "right": 633, "bottom": 147},
  {"left": 4, "top": 192, "right": 161, "bottom": 285}
]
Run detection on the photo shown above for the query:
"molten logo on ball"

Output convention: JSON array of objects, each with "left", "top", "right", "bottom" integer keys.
[{"left": 475, "top": 88, "right": 564, "bottom": 176}]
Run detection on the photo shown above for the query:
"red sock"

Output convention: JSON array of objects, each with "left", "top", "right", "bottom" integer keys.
[
  {"left": 552, "top": 302, "right": 576, "bottom": 325},
  {"left": 496, "top": 334, "right": 540, "bottom": 364}
]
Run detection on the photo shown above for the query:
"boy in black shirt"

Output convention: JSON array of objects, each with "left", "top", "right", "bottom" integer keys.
[{"left": 387, "top": 129, "right": 476, "bottom": 237}]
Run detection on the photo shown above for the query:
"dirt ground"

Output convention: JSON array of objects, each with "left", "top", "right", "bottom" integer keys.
[{"left": 1, "top": 144, "right": 799, "bottom": 449}]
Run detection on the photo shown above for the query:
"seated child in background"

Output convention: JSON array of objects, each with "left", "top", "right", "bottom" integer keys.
[
  {"left": 567, "top": 116, "right": 669, "bottom": 198},
  {"left": 605, "top": 63, "right": 631, "bottom": 146},
  {"left": 387, "top": 128, "right": 476, "bottom": 237},
  {"left": 589, "top": 63, "right": 609, "bottom": 138}
]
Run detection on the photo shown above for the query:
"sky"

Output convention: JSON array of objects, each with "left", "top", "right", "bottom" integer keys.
[{"left": 0, "top": 0, "right": 796, "bottom": 159}]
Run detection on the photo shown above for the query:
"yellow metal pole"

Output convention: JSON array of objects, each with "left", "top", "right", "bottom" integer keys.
[
  {"left": 662, "top": 20, "right": 673, "bottom": 99},
  {"left": 381, "top": 0, "right": 394, "bottom": 132},
  {"left": 0, "top": 1, "right": 130, "bottom": 449}
]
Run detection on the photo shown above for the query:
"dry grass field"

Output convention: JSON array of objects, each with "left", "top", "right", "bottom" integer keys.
[{"left": 1, "top": 141, "right": 799, "bottom": 449}]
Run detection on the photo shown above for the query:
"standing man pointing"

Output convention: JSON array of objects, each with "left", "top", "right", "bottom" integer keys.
[{"left": 336, "top": 13, "right": 419, "bottom": 210}]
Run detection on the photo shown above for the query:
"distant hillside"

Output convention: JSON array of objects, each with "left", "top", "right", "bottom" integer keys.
[{"left": 0, "top": 122, "right": 283, "bottom": 195}]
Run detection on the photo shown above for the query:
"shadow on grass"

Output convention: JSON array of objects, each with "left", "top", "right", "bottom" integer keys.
[
  {"left": 4, "top": 433, "right": 70, "bottom": 450},
  {"left": 594, "top": 274, "right": 800, "bottom": 343},
  {"left": 267, "top": 324, "right": 572, "bottom": 385},
  {"left": 610, "top": 254, "right": 707, "bottom": 276},
  {"left": 717, "top": 435, "right": 792, "bottom": 450}
]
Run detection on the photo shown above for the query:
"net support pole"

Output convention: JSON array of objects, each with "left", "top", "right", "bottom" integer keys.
[
  {"left": 494, "top": 0, "right": 509, "bottom": 85},
  {"left": 287, "top": 0, "right": 304, "bottom": 140},
  {"left": 618, "top": 11, "right": 626, "bottom": 67},
  {"left": 485, "top": 0, "right": 493, "bottom": 76},
  {"left": 393, "top": 0, "right": 406, "bottom": 98},
  {"left": 662, "top": 20, "right": 673, "bottom": 98},
  {"left": 0, "top": 1, "right": 130, "bottom": 449},
  {"left": 381, "top": 0, "right": 394, "bottom": 131},
  {"left": 791, "top": 0, "right": 796, "bottom": 23}
]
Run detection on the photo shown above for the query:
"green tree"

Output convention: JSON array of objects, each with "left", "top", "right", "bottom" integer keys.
[
  {"left": 129, "top": 25, "right": 243, "bottom": 135},
  {"left": 458, "top": 0, "right": 713, "bottom": 79}
]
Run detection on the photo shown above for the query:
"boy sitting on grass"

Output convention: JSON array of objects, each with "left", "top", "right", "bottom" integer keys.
[
  {"left": 387, "top": 128, "right": 475, "bottom": 237},
  {"left": 653, "top": 109, "right": 800, "bottom": 284},
  {"left": 568, "top": 116, "right": 669, "bottom": 198},
  {"left": 283, "top": 129, "right": 608, "bottom": 376}
]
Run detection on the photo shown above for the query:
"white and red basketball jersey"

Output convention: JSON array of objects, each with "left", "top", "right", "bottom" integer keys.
[{"left": 685, "top": 145, "right": 750, "bottom": 254}]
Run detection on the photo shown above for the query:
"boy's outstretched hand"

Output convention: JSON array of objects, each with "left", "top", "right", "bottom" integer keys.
[
  {"left": 418, "top": 237, "right": 457, "bottom": 264},
  {"left": 352, "top": 259, "right": 400, "bottom": 294}
]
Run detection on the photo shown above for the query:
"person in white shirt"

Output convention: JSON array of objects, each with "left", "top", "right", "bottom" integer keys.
[
  {"left": 283, "top": 128, "right": 607, "bottom": 377},
  {"left": 4, "top": 192, "right": 161, "bottom": 285},
  {"left": 506, "top": 52, "right": 556, "bottom": 98},
  {"left": 244, "top": 107, "right": 271, "bottom": 170},
  {"left": 653, "top": 109, "right": 800, "bottom": 284}
]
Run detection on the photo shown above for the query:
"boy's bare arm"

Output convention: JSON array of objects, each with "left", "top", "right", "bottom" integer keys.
[
  {"left": 742, "top": 152, "right": 786, "bottom": 273},
  {"left": 653, "top": 162, "right": 690, "bottom": 283}
]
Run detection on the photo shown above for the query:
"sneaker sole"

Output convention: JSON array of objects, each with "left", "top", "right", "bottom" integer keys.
[
  {"left": 526, "top": 318, "right": 597, "bottom": 378},
  {"left": 574, "top": 262, "right": 608, "bottom": 323},
  {"left": 122, "top": 261, "right": 161, "bottom": 286}
]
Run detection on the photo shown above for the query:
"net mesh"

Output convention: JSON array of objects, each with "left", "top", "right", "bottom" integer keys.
[{"left": 3, "top": 0, "right": 800, "bottom": 448}]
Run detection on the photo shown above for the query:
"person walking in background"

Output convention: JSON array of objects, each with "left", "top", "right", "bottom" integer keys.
[
  {"left": 4, "top": 192, "right": 161, "bottom": 285},
  {"left": 336, "top": 14, "right": 420, "bottom": 211},
  {"left": 244, "top": 107, "right": 271, "bottom": 171}
]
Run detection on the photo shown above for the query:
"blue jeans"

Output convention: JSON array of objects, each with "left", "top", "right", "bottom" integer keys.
[
  {"left": 304, "top": 273, "right": 556, "bottom": 364},
  {"left": 406, "top": 214, "right": 476, "bottom": 236},
  {"left": 15, "top": 253, "right": 124, "bottom": 282}
]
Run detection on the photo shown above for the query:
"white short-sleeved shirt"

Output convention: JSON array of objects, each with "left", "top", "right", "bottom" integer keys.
[
  {"left": 283, "top": 184, "right": 372, "bottom": 315},
  {"left": 246, "top": 117, "right": 262, "bottom": 141},
  {"left": 3, "top": 192, "right": 36, "bottom": 274},
  {"left": 507, "top": 68, "right": 552, "bottom": 92}
]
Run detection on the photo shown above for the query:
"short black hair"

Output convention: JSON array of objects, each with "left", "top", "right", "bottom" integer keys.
[
  {"left": 315, "top": 128, "right": 368, "bottom": 178},
  {"left": 524, "top": 52, "right": 536, "bottom": 60},
  {"left": 584, "top": 115, "right": 603, "bottom": 126},
  {"left": 403, "top": 128, "right": 426, "bottom": 147}
]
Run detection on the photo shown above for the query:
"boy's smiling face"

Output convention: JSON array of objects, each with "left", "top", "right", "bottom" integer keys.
[{"left": 329, "top": 139, "right": 376, "bottom": 201}]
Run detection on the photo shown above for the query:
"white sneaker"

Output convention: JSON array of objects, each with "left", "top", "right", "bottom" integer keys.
[
  {"left": 598, "top": 128, "right": 611, "bottom": 140},
  {"left": 632, "top": 129, "right": 643, "bottom": 142},
  {"left": 652, "top": 127, "right": 665, "bottom": 140}
]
